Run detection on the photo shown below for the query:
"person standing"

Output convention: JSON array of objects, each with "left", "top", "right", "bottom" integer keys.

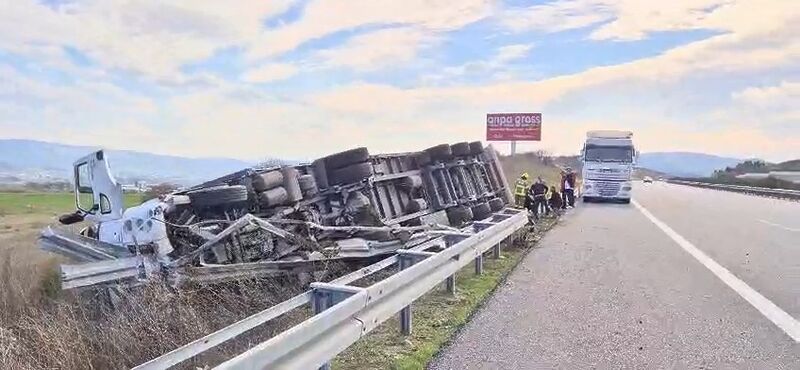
[
  {"left": 548, "top": 186, "right": 562, "bottom": 215},
  {"left": 514, "top": 173, "right": 530, "bottom": 208},
  {"left": 562, "top": 168, "right": 576, "bottom": 208},
  {"left": 529, "top": 177, "right": 548, "bottom": 220}
]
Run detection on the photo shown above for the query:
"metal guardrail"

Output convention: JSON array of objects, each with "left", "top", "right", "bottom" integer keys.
[
  {"left": 134, "top": 207, "right": 529, "bottom": 370},
  {"left": 668, "top": 179, "right": 800, "bottom": 200}
]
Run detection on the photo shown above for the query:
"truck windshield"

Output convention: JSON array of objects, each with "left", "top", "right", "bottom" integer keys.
[{"left": 584, "top": 146, "right": 633, "bottom": 163}]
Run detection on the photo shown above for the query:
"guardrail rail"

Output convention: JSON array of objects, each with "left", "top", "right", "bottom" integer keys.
[
  {"left": 134, "top": 207, "right": 530, "bottom": 370},
  {"left": 668, "top": 179, "right": 800, "bottom": 200}
]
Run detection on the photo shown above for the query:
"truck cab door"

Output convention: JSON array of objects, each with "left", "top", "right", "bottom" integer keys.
[{"left": 74, "top": 150, "right": 124, "bottom": 223}]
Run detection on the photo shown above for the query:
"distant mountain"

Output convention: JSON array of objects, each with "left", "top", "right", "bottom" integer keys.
[
  {"left": 637, "top": 152, "right": 742, "bottom": 177},
  {"left": 0, "top": 139, "right": 254, "bottom": 186}
]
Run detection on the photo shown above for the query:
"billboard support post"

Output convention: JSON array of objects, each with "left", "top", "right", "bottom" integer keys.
[{"left": 510, "top": 141, "right": 516, "bottom": 156}]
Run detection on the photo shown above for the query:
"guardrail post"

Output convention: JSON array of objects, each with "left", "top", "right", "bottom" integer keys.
[
  {"left": 492, "top": 242, "right": 501, "bottom": 259},
  {"left": 309, "top": 283, "right": 365, "bottom": 370},
  {"left": 396, "top": 250, "right": 435, "bottom": 336},
  {"left": 445, "top": 274, "right": 456, "bottom": 294},
  {"left": 475, "top": 253, "right": 483, "bottom": 275}
]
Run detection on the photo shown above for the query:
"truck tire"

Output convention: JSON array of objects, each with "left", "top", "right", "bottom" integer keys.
[
  {"left": 188, "top": 185, "right": 249, "bottom": 210},
  {"left": 399, "top": 175, "right": 422, "bottom": 189},
  {"left": 405, "top": 198, "right": 428, "bottom": 213},
  {"left": 451, "top": 142, "right": 471, "bottom": 157},
  {"left": 298, "top": 174, "right": 318, "bottom": 197},
  {"left": 311, "top": 159, "right": 329, "bottom": 190},
  {"left": 446, "top": 205, "right": 473, "bottom": 227},
  {"left": 258, "top": 187, "right": 289, "bottom": 207},
  {"left": 413, "top": 151, "right": 431, "bottom": 167},
  {"left": 324, "top": 147, "right": 369, "bottom": 170},
  {"left": 469, "top": 141, "right": 484, "bottom": 155},
  {"left": 252, "top": 171, "right": 284, "bottom": 192},
  {"left": 281, "top": 167, "right": 303, "bottom": 203},
  {"left": 425, "top": 144, "right": 452, "bottom": 161},
  {"left": 471, "top": 201, "right": 492, "bottom": 221},
  {"left": 488, "top": 197, "right": 504, "bottom": 212},
  {"left": 328, "top": 162, "right": 373, "bottom": 185}
]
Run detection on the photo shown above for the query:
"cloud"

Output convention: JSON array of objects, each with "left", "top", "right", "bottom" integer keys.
[
  {"left": 0, "top": 0, "right": 295, "bottom": 79},
  {"left": 242, "top": 63, "right": 299, "bottom": 83},
  {"left": 731, "top": 81, "right": 800, "bottom": 109},
  {"left": 501, "top": 0, "right": 615, "bottom": 33},
  {"left": 314, "top": 27, "right": 438, "bottom": 71},
  {"left": 247, "top": 0, "right": 495, "bottom": 60}
]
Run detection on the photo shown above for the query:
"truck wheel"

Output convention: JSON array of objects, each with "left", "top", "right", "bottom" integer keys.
[
  {"left": 405, "top": 198, "right": 428, "bottom": 213},
  {"left": 311, "top": 159, "right": 329, "bottom": 190},
  {"left": 328, "top": 162, "right": 373, "bottom": 185},
  {"left": 252, "top": 171, "right": 284, "bottom": 192},
  {"left": 413, "top": 151, "right": 431, "bottom": 167},
  {"left": 188, "top": 185, "right": 249, "bottom": 210},
  {"left": 258, "top": 187, "right": 289, "bottom": 207},
  {"left": 446, "top": 205, "right": 473, "bottom": 227},
  {"left": 425, "top": 144, "right": 452, "bottom": 161},
  {"left": 471, "top": 202, "right": 492, "bottom": 221},
  {"left": 324, "top": 147, "right": 369, "bottom": 170},
  {"left": 298, "top": 174, "right": 318, "bottom": 197},
  {"left": 469, "top": 141, "right": 484, "bottom": 155},
  {"left": 488, "top": 197, "right": 504, "bottom": 212},
  {"left": 451, "top": 142, "right": 471, "bottom": 157}
]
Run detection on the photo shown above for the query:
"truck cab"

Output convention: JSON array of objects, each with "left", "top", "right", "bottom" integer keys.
[{"left": 580, "top": 130, "right": 636, "bottom": 203}]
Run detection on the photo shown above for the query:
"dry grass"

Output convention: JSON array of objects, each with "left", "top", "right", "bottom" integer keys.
[
  {"left": 499, "top": 152, "right": 564, "bottom": 188},
  {"left": 0, "top": 210, "right": 315, "bottom": 369}
]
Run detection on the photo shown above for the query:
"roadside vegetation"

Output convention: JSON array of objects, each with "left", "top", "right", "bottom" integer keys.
[
  {"left": 682, "top": 159, "right": 800, "bottom": 191},
  {"left": 0, "top": 152, "right": 561, "bottom": 369}
]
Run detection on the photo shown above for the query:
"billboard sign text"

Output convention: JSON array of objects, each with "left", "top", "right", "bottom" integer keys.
[{"left": 486, "top": 113, "right": 542, "bottom": 141}]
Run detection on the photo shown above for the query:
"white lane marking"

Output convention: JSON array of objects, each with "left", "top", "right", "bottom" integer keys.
[
  {"left": 758, "top": 219, "right": 800, "bottom": 233},
  {"left": 632, "top": 199, "right": 800, "bottom": 342}
]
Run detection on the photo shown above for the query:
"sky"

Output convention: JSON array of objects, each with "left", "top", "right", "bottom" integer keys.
[{"left": 0, "top": 0, "right": 797, "bottom": 162}]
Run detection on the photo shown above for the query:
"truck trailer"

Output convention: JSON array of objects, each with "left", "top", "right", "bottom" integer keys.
[{"left": 39, "top": 142, "right": 514, "bottom": 290}]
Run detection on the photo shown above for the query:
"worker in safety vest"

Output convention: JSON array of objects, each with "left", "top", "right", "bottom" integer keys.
[{"left": 514, "top": 173, "right": 530, "bottom": 208}]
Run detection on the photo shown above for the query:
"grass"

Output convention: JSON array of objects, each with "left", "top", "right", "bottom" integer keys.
[
  {"left": 333, "top": 217, "right": 557, "bottom": 370},
  {"left": 0, "top": 192, "right": 142, "bottom": 216}
]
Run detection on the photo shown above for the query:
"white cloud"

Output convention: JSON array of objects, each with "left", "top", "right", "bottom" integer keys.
[
  {"left": 0, "top": 0, "right": 295, "bottom": 79},
  {"left": 501, "top": 0, "right": 615, "bottom": 33},
  {"left": 732, "top": 81, "right": 800, "bottom": 108},
  {"left": 242, "top": 63, "right": 299, "bottom": 83},
  {"left": 247, "top": 0, "right": 495, "bottom": 60},
  {"left": 314, "top": 27, "right": 437, "bottom": 71},
  {"left": 495, "top": 44, "right": 535, "bottom": 63}
]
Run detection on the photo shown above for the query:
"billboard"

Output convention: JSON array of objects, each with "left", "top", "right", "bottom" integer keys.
[{"left": 486, "top": 113, "right": 542, "bottom": 141}]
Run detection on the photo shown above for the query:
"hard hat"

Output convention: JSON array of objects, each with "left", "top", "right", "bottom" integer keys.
[{"left": 521, "top": 173, "right": 529, "bottom": 179}]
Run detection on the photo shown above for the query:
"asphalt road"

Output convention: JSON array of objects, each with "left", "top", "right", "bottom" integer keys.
[{"left": 430, "top": 182, "right": 800, "bottom": 369}]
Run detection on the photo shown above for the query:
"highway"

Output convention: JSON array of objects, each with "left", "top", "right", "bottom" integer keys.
[{"left": 430, "top": 182, "right": 800, "bottom": 369}]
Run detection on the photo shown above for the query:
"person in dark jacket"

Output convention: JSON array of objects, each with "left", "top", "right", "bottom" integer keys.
[
  {"left": 560, "top": 168, "right": 576, "bottom": 208},
  {"left": 548, "top": 186, "right": 562, "bottom": 215},
  {"left": 527, "top": 177, "right": 548, "bottom": 220}
]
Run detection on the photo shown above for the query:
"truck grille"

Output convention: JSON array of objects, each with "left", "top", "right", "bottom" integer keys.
[{"left": 596, "top": 181, "right": 621, "bottom": 196}]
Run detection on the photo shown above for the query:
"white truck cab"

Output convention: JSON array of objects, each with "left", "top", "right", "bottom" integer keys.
[
  {"left": 56, "top": 150, "right": 175, "bottom": 258},
  {"left": 580, "top": 130, "right": 637, "bottom": 203}
]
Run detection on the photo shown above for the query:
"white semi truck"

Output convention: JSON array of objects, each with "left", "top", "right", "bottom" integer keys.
[{"left": 580, "top": 130, "right": 636, "bottom": 203}]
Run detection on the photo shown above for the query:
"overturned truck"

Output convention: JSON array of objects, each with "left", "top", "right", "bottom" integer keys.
[{"left": 39, "top": 142, "right": 513, "bottom": 289}]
